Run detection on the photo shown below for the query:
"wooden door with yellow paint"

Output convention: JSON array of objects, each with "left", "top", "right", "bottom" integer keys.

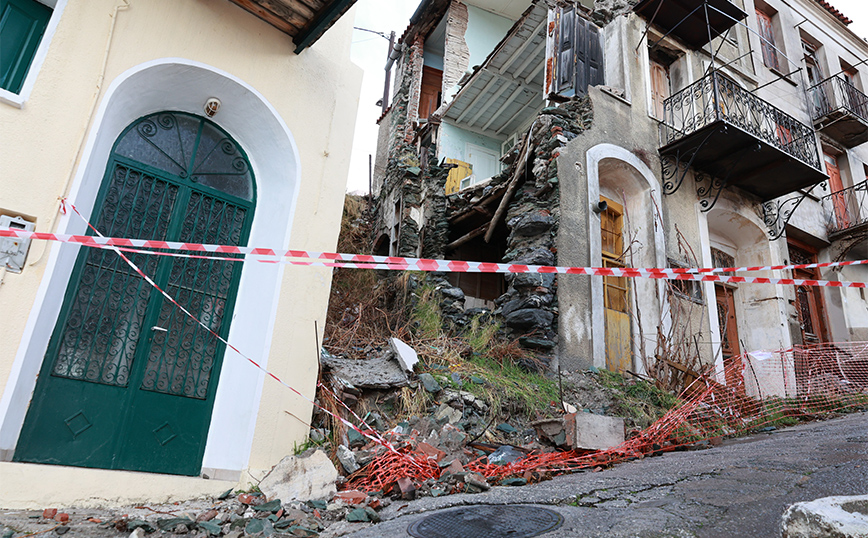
[{"left": 601, "top": 197, "right": 632, "bottom": 372}]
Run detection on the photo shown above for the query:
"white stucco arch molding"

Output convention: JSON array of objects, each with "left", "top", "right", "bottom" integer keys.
[
  {"left": 586, "top": 143, "right": 667, "bottom": 371},
  {"left": 0, "top": 58, "right": 300, "bottom": 475}
]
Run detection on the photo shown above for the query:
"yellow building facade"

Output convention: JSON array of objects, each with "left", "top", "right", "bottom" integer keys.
[{"left": 0, "top": 0, "right": 362, "bottom": 508}]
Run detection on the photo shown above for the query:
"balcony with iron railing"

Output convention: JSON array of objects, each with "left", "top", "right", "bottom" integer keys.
[
  {"left": 808, "top": 75, "right": 868, "bottom": 148},
  {"left": 660, "top": 70, "right": 826, "bottom": 202},
  {"left": 822, "top": 179, "right": 868, "bottom": 238}
]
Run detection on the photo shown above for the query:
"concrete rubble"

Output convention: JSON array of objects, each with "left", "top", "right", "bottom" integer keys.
[
  {"left": 782, "top": 495, "right": 868, "bottom": 538},
  {"left": 320, "top": 351, "right": 408, "bottom": 390},
  {"left": 259, "top": 450, "right": 338, "bottom": 504},
  {"left": 389, "top": 338, "right": 418, "bottom": 373}
]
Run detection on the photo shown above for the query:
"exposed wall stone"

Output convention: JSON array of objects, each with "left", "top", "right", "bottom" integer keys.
[
  {"left": 493, "top": 98, "right": 595, "bottom": 359},
  {"left": 591, "top": 0, "right": 637, "bottom": 26},
  {"left": 442, "top": 2, "right": 470, "bottom": 95},
  {"left": 404, "top": 37, "right": 425, "bottom": 141}
]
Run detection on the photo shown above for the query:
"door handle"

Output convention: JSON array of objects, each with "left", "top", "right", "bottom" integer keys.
[{"left": 151, "top": 326, "right": 168, "bottom": 332}]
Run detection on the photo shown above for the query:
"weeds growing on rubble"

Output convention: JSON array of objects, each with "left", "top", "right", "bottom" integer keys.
[{"left": 597, "top": 369, "right": 680, "bottom": 429}]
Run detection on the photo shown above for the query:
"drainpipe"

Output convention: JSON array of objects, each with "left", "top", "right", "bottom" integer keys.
[{"left": 382, "top": 32, "right": 400, "bottom": 116}]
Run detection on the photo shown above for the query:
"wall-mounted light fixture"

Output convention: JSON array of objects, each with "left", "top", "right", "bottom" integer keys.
[{"left": 204, "top": 98, "right": 221, "bottom": 118}]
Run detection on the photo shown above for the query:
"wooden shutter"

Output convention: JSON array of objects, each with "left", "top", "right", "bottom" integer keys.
[
  {"left": 587, "top": 22, "right": 604, "bottom": 88},
  {"left": 574, "top": 16, "right": 589, "bottom": 96},
  {"left": 0, "top": 0, "right": 52, "bottom": 94},
  {"left": 549, "top": 7, "right": 605, "bottom": 98},
  {"left": 650, "top": 61, "right": 670, "bottom": 120},
  {"left": 557, "top": 8, "right": 575, "bottom": 93},
  {"left": 755, "top": 10, "right": 779, "bottom": 71}
]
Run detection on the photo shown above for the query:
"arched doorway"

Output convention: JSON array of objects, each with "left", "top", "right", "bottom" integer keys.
[
  {"left": 704, "top": 205, "right": 787, "bottom": 380},
  {"left": 14, "top": 112, "right": 255, "bottom": 476},
  {"left": 592, "top": 152, "right": 667, "bottom": 373}
]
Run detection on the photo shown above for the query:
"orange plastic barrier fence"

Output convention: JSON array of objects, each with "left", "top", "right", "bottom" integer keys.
[{"left": 346, "top": 343, "right": 868, "bottom": 493}]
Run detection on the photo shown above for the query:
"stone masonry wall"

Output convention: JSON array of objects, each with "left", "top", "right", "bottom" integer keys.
[{"left": 496, "top": 98, "right": 594, "bottom": 358}]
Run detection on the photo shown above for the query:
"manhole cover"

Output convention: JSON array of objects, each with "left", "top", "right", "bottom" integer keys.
[{"left": 407, "top": 505, "right": 564, "bottom": 538}]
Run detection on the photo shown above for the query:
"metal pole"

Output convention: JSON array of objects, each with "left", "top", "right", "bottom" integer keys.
[{"left": 381, "top": 31, "right": 396, "bottom": 116}]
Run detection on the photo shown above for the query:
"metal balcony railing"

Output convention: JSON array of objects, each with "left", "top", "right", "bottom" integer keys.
[
  {"left": 661, "top": 70, "right": 822, "bottom": 171},
  {"left": 808, "top": 74, "right": 868, "bottom": 125},
  {"left": 821, "top": 179, "right": 868, "bottom": 235}
]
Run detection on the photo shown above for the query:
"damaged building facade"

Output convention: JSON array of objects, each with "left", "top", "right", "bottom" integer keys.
[{"left": 371, "top": 0, "right": 868, "bottom": 381}]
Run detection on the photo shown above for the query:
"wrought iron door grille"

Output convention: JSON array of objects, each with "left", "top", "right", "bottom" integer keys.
[
  {"left": 51, "top": 167, "right": 178, "bottom": 386},
  {"left": 140, "top": 193, "right": 247, "bottom": 399}
]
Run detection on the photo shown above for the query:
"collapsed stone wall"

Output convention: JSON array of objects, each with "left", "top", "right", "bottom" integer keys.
[{"left": 494, "top": 98, "right": 594, "bottom": 358}]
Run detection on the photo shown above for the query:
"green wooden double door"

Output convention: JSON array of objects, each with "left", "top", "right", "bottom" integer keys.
[{"left": 15, "top": 112, "right": 256, "bottom": 476}]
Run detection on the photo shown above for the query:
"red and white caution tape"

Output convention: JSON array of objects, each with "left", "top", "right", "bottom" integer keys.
[
  {"left": 57, "top": 203, "right": 405, "bottom": 460},
  {"left": 3, "top": 226, "right": 867, "bottom": 288}
]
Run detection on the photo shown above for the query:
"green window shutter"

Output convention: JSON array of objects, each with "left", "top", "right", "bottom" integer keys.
[{"left": 0, "top": 0, "right": 51, "bottom": 94}]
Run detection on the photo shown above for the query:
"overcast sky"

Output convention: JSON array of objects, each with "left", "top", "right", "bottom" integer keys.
[{"left": 344, "top": 0, "right": 868, "bottom": 194}]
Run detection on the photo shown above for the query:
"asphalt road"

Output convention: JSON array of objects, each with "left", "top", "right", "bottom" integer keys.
[{"left": 344, "top": 411, "right": 868, "bottom": 538}]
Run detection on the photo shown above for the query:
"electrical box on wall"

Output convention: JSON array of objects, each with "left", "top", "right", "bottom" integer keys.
[{"left": 0, "top": 215, "right": 36, "bottom": 273}]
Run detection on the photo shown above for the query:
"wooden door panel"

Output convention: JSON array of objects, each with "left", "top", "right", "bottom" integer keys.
[
  {"left": 605, "top": 309, "right": 632, "bottom": 373},
  {"left": 601, "top": 197, "right": 631, "bottom": 372},
  {"left": 824, "top": 153, "right": 850, "bottom": 228},
  {"left": 789, "top": 242, "right": 829, "bottom": 345},
  {"left": 715, "top": 285, "right": 742, "bottom": 390}
]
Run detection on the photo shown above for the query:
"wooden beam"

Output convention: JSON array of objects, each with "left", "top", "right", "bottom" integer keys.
[
  {"left": 466, "top": 79, "right": 513, "bottom": 128},
  {"left": 524, "top": 59, "right": 546, "bottom": 84},
  {"left": 496, "top": 93, "right": 542, "bottom": 135},
  {"left": 228, "top": 0, "right": 301, "bottom": 35},
  {"left": 511, "top": 38, "right": 545, "bottom": 80},
  {"left": 485, "top": 131, "right": 531, "bottom": 243},
  {"left": 294, "top": 0, "right": 358, "bottom": 53},
  {"left": 481, "top": 85, "right": 525, "bottom": 131},
  {"left": 450, "top": 204, "right": 495, "bottom": 226},
  {"left": 497, "top": 18, "right": 547, "bottom": 75},
  {"left": 446, "top": 223, "right": 489, "bottom": 251},
  {"left": 455, "top": 75, "right": 499, "bottom": 124}
]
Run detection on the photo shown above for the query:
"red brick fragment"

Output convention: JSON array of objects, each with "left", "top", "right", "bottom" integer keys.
[
  {"left": 237, "top": 493, "right": 264, "bottom": 506},
  {"left": 396, "top": 477, "right": 416, "bottom": 500},
  {"left": 55, "top": 513, "right": 69, "bottom": 523},
  {"left": 333, "top": 490, "right": 367, "bottom": 506},
  {"left": 43, "top": 509, "right": 57, "bottom": 519},
  {"left": 196, "top": 510, "right": 218, "bottom": 522},
  {"left": 416, "top": 442, "right": 445, "bottom": 463}
]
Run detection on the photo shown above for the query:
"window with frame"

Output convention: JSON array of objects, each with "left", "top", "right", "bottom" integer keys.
[
  {"left": 802, "top": 38, "right": 824, "bottom": 86},
  {"left": 648, "top": 46, "right": 679, "bottom": 121},
  {"left": 711, "top": 247, "right": 735, "bottom": 276},
  {"left": 0, "top": 0, "right": 52, "bottom": 94},
  {"left": 755, "top": 8, "right": 780, "bottom": 71}
]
